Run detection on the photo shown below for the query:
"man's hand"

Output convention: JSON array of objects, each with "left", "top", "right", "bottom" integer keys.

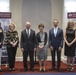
[
  {"left": 58, "top": 47, "right": 62, "bottom": 51},
  {"left": 0, "top": 42, "right": 1, "bottom": 46},
  {"left": 34, "top": 48, "right": 36, "bottom": 51},
  {"left": 21, "top": 48, "right": 24, "bottom": 52},
  {"left": 50, "top": 46, "right": 53, "bottom": 51}
]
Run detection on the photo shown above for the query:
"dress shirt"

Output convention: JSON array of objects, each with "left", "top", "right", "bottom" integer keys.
[{"left": 54, "top": 27, "right": 58, "bottom": 37}]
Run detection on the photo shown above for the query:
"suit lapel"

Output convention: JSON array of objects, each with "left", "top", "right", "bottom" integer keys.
[
  {"left": 29, "top": 29, "right": 32, "bottom": 39},
  {"left": 56, "top": 28, "right": 59, "bottom": 37},
  {"left": 25, "top": 29, "right": 28, "bottom": 39},
  {"left": 52, "top": 27, "right": 59, "bottom": 37},
  {"left": 25, "top": 29, "right": 32, "bottom": 39},
  {"left": 52, "top": 28, "right": 55, "bottom": 37}
]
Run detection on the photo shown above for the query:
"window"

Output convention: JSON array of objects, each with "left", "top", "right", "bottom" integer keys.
[
  {"left": 0, "top": 0, "right": 9, "bottom": 12},
  {"left": 64, "top": 0, "right": 76, "bottom": 12}
]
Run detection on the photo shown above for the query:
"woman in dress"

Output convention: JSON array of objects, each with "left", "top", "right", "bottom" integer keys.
[
  {"left": 64, "top": 20, "right": 76, "bottom": 71},
  {"left": 5, "top": 22, "right": 19, "bottom": 71},
  {"left": 0, "top": 23, "right": 4, "bottom": 72},
  {"left": 36, "top": 23, "right": 47, "bottom": 72}
]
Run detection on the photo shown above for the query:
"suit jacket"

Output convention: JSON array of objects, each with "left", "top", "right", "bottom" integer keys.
[
  {"left": 49, "top": 27, "right": 63, "bottom": 49},
  {"left": 36, "top": 32, "right": 47, "bottom": 45},
  {"left": 0, "top": 28, "right": 4, "bottom": 48},
  {"left": 20, "top": 29, "right": 36, "bottom": 51}
]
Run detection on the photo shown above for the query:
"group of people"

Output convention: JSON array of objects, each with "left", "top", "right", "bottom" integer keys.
[{"left": 0, "top": 19, "right": 76, "bottom": 72}]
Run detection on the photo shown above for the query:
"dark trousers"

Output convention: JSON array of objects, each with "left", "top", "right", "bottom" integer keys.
[
  {"left": 23, "top": 49, "right": 34, "bottom": 69},
  {"left": 51, "top": 49, "right": 61, "bottom": 68},
  {"left": 7, "top": 46, "right": 17, "bottom": 68}
]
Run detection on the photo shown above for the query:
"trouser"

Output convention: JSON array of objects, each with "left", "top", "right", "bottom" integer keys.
[
  {"left": 7, "top": 46, "right": 17, "bottom": 68},
  {"left": 23, "top": 49, "right": 34, "bottom": 68},
  {"left": 51, "top": 49, "right": 61, "bottom": 68},
  {"left": 0, "top": 49, "right": 2, "bottom": 66}
]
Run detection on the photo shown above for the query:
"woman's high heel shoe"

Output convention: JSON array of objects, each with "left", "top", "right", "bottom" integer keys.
[
  {"left": 43, "top": 68, "right": 46, "bottom": 72},
  {"left": 9, "top": 68, "right": 12, "bottom": 71},
  {"left": 70, "top": 66, "right": 74, "bottom": 72},
  {"left": 67, "top": 66, "right": 71, "bottom": 71},
  {"left": 39, "top": 68, "right": 43, "bottom": 72},
  {"left": 12, "top": 68, "right": 15, "bottom": 71}
]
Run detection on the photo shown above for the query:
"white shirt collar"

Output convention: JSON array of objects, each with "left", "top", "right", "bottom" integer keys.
[{"left": 54, "top": 27, "right": 58, "bottom": 29}]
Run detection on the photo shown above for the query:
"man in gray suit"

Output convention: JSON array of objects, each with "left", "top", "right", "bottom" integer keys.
[
  {"left": 20, "top": 21, "right": 36, "bottom": 71},
  {"left": 49, "top": 19, "right": 63, "bottom": 72}
]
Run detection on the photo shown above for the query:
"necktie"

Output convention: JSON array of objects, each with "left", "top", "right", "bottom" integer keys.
[{"left": 27, "top": 29, "right": 29, "bottom": 38}]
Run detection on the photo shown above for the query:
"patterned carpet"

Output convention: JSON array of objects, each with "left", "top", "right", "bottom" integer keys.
[{"left": 0, "top": 61, "right": 76, "bottom": 75}]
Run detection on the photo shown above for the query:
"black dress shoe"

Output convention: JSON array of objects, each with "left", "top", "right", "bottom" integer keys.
[
  {"left": 57, "top": 68, "right": 61, "bottom": 72},
  {"left": 49, "top": 67, "right": 55, "bottom": 71},
  {"left": 30, "top": 68, "right": 34, "bottom": 71},
  {"left": 43, "top": 69, "right": 47, "bottom": 72},
  {"left": 9, "top": 68, "right": 12, "bottom": 71},
  {"left": 12, "top": 68, "right": 15, "bottom": 71},
  {"left": 0, "top": 69, "right": 4, "bottom": 72},
  {"left": 24, "top": 68, "right": 28, "bottom": 71},
  {"left": 39, "top": 68, "right": 43, "bottom": 72}
]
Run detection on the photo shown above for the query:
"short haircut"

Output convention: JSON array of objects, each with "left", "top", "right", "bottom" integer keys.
[{"left": 38, "top": 23, "right": 44, "bottom": 28}]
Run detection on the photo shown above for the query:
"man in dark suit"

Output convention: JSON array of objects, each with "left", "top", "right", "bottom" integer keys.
[
  {"left": 20, "top": 21, "right": 36, "bottom": 71},
  {"left": 49, "top": 19, "right": 63, "bottom": 72}
]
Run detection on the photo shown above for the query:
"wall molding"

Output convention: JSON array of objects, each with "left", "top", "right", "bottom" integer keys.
[{"left": 16, "top": 56, "right": 67, "bottom": 63}]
